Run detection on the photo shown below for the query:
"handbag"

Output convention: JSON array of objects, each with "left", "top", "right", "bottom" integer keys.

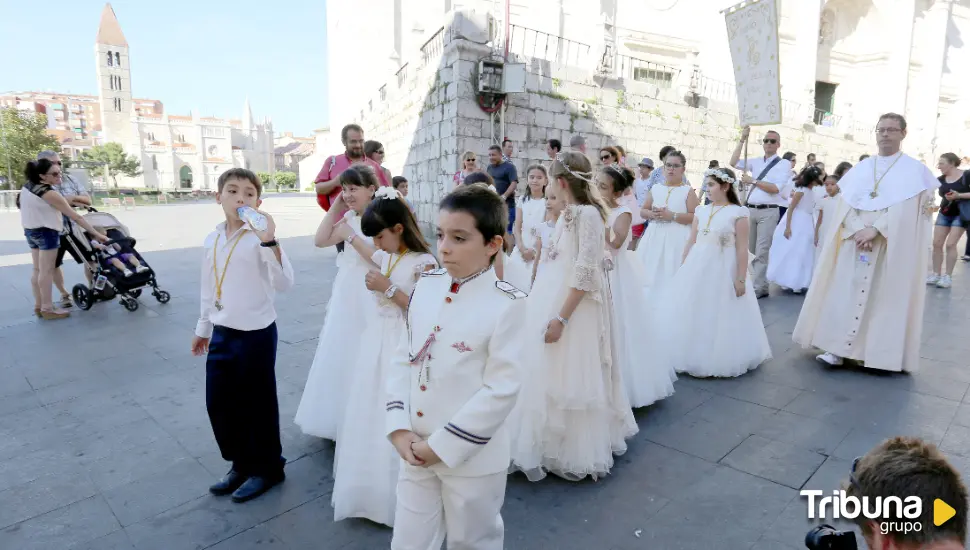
[{"left": 957, "top": 172, "right": 970, "bottom": 224}]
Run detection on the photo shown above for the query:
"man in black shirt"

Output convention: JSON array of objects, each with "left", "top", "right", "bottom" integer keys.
[{"left": 486, "top": 145, "right": 518, "bottom": 251}]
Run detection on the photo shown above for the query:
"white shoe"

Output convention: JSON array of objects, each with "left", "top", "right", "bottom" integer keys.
[
  {"left": 816, "top": 352, "right": 844, "bottom": 366},
  {"left": 792, "top": 288, "right": 804, "bottom": 295},
  {"left": 135, "top": 265, "right": 149, "bottom": 274},
  {"left": 937, "top": 275, "right": 952, "bottom": 289},
  {"left": 926, "top": 274, "right": 940, "bottom": 285},
  {"left": 123, "top": 269, "right": 133, "bottom": 277}
]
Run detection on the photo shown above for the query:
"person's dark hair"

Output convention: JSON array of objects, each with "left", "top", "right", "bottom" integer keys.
[
  {"left": 859, "top": 154, "right": 870, "bottom": 162},
  {"left": 439, "top": 185, "right": 507, "bottom": 264},
  {"left": 338, "top": 164, "right": 380, "bottom": 191},
  {"left": 550, "top": 151, "right": 609, "bottom": 223},
  {"left": 364, "top": 140, "right": 383, "bottom": 158},
  {"left": 600, "top": 165, "right": 635, "bottom": 195},
  {"left": 463, "top": 171, "right": 493, "bottom": 187},
  {"left": 806, "top": 152, "right": 816, "bottom": 161},
  {"left": 523, "top": 165, "right": 548, "bottom": 201},
  {"left": 941, "top": 152, "right": 961, "bottom": 168},
  {"left": 217, "top": 168, "right": 262, "bottom": 196},
  {"left": 709, "top": 160, "right": 720, "bottom": 169},
  {"left": 361, "top": 192, "right": 431, "bottom": 254},
  {"left": 547, "top": 139, "right": 561, "bottom": 153},
  {"left": 659, "top": 145, "right": 676, "bottom": 160},
  {"left": 878, "top": 112, "right": 907, "bottom": 131},
  {"left": 340, "top": 123, "right": 363, "bottom": 143},
  {"left": 766, "top": 130, "right": 781, "bottom": 141},
  {"left": 24, "top": 158, "right": 57, "bottom": 186},
  {"left": 706, "top": 168, "right": 741, "bottom": 206},
  {"left": 599, "top": 146, "right": 620, "bottom": 163},
  {"left": 782, "top": 151, "right": 795, "bottom": 162},
  {"left": 502, "top": 139, "right": 512, "bottom": 147},
  {"left": 615, "top": 145, "right": 626, "bottom": 160},
  {"left": 846, "top": 437, "right": 967, "bottom": 546},
  {"left": 834, "top": 161, "right": 853, "bottom": 178},
  {"left": 666, "top": 150, "right": 687, "bottom": 168},
  {"left": 825, "top": 174, "right": 841, "bottom": 185},
  {"left": 793, "top": 165, "right": 824, "bottom": 188},
  {"left": 488, "top": 145, "right": 502, "bottom": 154},
  {"left": 391, "top": 176, "right": 408, "bottom": 189}
]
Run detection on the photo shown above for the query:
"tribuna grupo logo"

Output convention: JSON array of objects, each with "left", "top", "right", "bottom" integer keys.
[{"left": 801, "top": 490, "right": 923, "bottom": 535}]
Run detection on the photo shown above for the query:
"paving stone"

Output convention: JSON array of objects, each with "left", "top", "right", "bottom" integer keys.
[
  {"left": 85, "top": 436, "right": 196, "bottom": 492},
  {"left": 68, "top": 417, "right": 176, "bottom": 465},
  {"left": 755, "top": 410, "right": 853, "bottom": 455},
  {"left": 940, "top": 424, "right": 970, "bottom": 459},
  {"left": 720, "top": 434, "right": 827, "bottom": 489},
  {"left": 0, "top": 496, "right": 121, "bottom": 550},
  {"left": 123, "top": 495, "right": 258, "bottom": 550},
  {"left": 103, "top": 459, "right": 213, "bottom": 526},
  {"left": 0, "top": 469, "right": 99, "bottom": 529},
  {"left": 645, "top": 414, "right": 751, "bottom": 462},
  {"left": 206, "top": 525, "right": 288, "bottom": 549},
  {"left": 68, "top": 529, "right": 135, "bottom": 550},
  {"left": 237, "top": 454, "right": 333, "bottom": 524}
]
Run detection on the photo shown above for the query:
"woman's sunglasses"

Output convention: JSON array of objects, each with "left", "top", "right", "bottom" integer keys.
[{"left": 600, "top": 155, "right": 612, "bottom": 161}]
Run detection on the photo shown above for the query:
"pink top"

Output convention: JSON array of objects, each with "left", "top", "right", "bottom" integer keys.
[{"left": 314, "top": 153, "right": 390, "bottom": 208}]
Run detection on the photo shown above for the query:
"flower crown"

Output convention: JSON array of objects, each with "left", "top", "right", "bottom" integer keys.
[
  {"left": 704, "top": 168, "right": 737, "bottom": 186},
  {"left": 554, "top": 152, "right": 593, "bottom": 182},
  {"left": 375, "top": 187, "right": 402, "bottom": 201}
]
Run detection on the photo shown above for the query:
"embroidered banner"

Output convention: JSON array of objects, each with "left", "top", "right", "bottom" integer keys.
[{"left": 724, "top": 0, "right": 782, "bottom": 126}]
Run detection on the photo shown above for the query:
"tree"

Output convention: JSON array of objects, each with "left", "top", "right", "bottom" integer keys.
[
  {"left": 257, "top": 171, "right": 273, "bottom": 186},
  {"left": 0, "top": 108, "right": 61, "bottom": 189},
  {"left": 78, "top": 142, "right": 142, "bottom": 188},
  {"left": 275, "top": 171, "right": 297, "bottom": 188}
]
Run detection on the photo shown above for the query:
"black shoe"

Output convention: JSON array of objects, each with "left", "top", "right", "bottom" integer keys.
[
  {"left": 231, "top": 473, "right": 285, "bottom": 503},
  {"left": 209, "top": 469, "right": 248, "bottom": 496},
  {"left": 756, "top": 292, "right": 769, "bottom": 299}
]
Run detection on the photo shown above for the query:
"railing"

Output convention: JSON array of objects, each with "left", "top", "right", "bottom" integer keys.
[
  {"left": 395, "top": 63, "right": 409, "bottom": 88},
  {"left": 507, "top": 24, "right": 592, "bottom": 68},
  {"left": 692, "top": 71, "right": 737, "bottom": 104},
  {"left": 615, "top": 55, "right": 678, "bottom": 89},
  {"left": 813, "top": 108, "right": 841, "bottom": 128},
  {"left": 420, "top": 27, "right": 445, "bottom": 68}
]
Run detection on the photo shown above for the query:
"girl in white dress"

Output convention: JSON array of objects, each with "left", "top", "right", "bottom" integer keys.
[
  {"left": 636, "top": 151, "right": 699, "bottom": 298},
  {"left": 329, "top": 187, "right": 437, "bottom": 526},
  {"left": 531, "top": 184, "right": 565, "bottom": 286},
  {"left": 652, "top": 168, "right": 772, "bottom": 378},
  {"left": 815, "top": 174, "right": 842, "bottom": 265},
  {"left": 506, "top": 165, "right": 548, "bottom": 292},
  {"left": 596, "top": 166, "right": 677, "bottom": 408},
  {"left": 296, "top": 166, "right": 379, "bottom": 441},
  {"left": 511, "top": 152, "right": 637, "bottom": 482},
  {"left": 767, "top": 166, "right": 824, "bottom": 293}
]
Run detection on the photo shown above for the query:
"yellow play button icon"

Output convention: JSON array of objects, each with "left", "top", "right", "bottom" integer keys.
[{"left": 934, "top": 499, "right": 956, "bottom": 526}]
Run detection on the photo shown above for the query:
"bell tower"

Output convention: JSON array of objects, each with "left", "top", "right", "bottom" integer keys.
[{"left": 94, "top": 3, "right": 133, "bottom": 146}]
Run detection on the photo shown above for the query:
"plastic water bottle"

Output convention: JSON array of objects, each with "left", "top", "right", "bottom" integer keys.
[{"left": 237, "top": 206, "right": 267, "bottom": 232}]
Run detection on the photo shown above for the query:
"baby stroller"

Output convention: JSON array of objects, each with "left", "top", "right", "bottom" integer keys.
[{"left": 67, "top": 208, "right": 170, "bottom": 312}]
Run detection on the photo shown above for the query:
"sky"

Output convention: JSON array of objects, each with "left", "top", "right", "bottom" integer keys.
[{"left": 0, "top": 0, "right": 329, "bottom": 136}]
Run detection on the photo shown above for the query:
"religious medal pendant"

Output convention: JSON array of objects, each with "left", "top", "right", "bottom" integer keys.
[
  {"left": 702, "top": 229, "right": 710, "bottom": 235},
  {"left": 214, "top": 299, "right": 223, "bottom": 311},
  {"left": 869, "top": 191, "right": 878, "bottom": 199}
]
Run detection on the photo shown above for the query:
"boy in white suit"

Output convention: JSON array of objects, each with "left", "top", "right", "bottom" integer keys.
[{"left": 386, "top": 185, "right": 526, "bottom": 549}]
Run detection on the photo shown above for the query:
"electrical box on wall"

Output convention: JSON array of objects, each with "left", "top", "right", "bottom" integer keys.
[{"left": 478, "top": 61, "right": 527, "bottom": 94}]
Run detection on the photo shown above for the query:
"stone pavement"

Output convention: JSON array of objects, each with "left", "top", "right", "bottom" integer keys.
[{"left": 1, "top": 197, "right": 969, "bottom": 549}]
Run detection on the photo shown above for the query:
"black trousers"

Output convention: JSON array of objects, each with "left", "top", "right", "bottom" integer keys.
[
  {"left": 778, "top": 206, "right": 788, "bottom": 220},
  {"left": 206, "top": 322, "right": 284, "bottom": 477}
]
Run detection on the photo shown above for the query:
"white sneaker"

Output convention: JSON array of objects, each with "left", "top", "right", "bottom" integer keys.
[
  {"left": 926, "top": 274, "right": 941, "bottom": 285},
  {"left": 123, "top": 269, "right": 133, "bottom": 277},
  {"left": 135, "top": 265, "right": 149, "bottom": 274},
  {"left": 937, "top": 275, "right": 952, "bottom": 289},
  {"left": 816, "top": 352, "right": 844, "bottom": 366}
]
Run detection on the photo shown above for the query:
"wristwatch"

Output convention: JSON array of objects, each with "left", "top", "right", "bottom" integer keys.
[
  {"left": 556, "top": 315, "right": 569, "bottom": 326},
  {"left": 259, "top": 239, "right": 279, "bottom": 248},
  {"left": 345, "top": 234, "right": 356, "bottom": 244},
  {"left": 384, "top": 285, "right": 398, "bottom": 299}
]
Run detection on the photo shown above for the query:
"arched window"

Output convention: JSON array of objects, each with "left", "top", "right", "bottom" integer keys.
[
  {"left": 107, "top": 51, "right": 113, "bottom": 66},
  {"left": 115, "top": 52, "right": 121, "bottom": 66}
]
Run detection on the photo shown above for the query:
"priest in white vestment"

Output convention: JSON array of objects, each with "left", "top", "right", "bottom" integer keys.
[{"left": 793, "top": 113, "right": 939, "bottom": 373}]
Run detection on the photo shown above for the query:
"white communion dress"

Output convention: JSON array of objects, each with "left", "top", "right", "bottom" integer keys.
[
  {"left": 606, "top": 205, "right": 676, "bottom": 408},
  {"left": 767, "top": 187, "right": 817, "bottom": 291},
  {"left": 636, "top": 183, "right": 693, "bottom": 299},
  {"left": 295, "top": 211, "right": 376, "bottom": 441},
  {"left": 505, "top": 196, "right": 547, "bottom": 292},
  {"left": 651, "top": 204, "right": 772, "bottom": 377},
  {"left": 331, "top": 250, "right": 437, "bottom": 526}
]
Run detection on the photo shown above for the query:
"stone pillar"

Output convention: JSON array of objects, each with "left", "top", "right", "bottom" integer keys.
[
  {"left": 913, "top": 0, "right": 953, "bottom": 160},
  {"left": 885, "top": 0, "right": 917, "bottom": 115},
  {"left": 796, "top": 0, "right": 824, "bottom": 124}
]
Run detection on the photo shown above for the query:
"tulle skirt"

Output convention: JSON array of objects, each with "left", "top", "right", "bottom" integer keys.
[
  {"left": 331, "top": 314, "right": 401, "bottom": 526},
  {"left": 636, "top": 220, "right": 691, "bottom": 300},
  {"left": 767, "top": 209, "right": 816, "bottom": 291},
  {"left": 503, "top": 250, "right": 535, "bottom": 292},
  {"left": 294, "top": 262, "right": 373, "bottom": 441},
  {"left": 510, "top": 260, "right": 638, "bottom": 482},
  {"left": 608, "top": 251, "right": 676, "bottom": 408},
  {"left": 651, "top": 242, "right": 772, "bottom": 378}
]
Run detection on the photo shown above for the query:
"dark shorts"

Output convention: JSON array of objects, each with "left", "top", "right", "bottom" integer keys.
[
  {"left": 936, "top": 213, "right": 969, "bottom": 229},
  {"left": 24, "top": 227, "right": 60, "bottom": 251},
  {"left": 55, "top": 233, "right": 85, "bottom": 268}
]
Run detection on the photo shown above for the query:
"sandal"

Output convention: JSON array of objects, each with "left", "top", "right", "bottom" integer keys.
[
  {"left": 59, "top": 294, "right": 73, "bottom": 308},
  {"left": 39, "top": 309, "right": 70, "bottom": 320},
  {"left": 33, "top": 308, "right": 41, "bottom": 318}
]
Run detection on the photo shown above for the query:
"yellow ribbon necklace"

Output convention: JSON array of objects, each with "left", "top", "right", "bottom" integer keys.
[
  {"left": 703, "top": 204, "right": 728, "bottom": 235},
  {"left": 384, "top": 250, "right": 409, "bottom": 278},
  {"left": 212, "top": 231, "right": 246, "bottom": 311}
]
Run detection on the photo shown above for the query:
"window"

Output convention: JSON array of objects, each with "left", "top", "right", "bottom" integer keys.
[
  {"left": 814, "top": 81, "right": 838, "bottom": 125},
  {"left": 633, "top": 68, "right": 674, "bottom": 88},
  {"left": 147, "top": 132, "right": 155, "bottom": 141},
  {"left": 110, "top": 76, "right": 115, "bottom": 90},
  {"left": 107, "top": 51, "right": 113, "bottom": 66},
  {"left": 151, "top": 155, "right": 158, "bottom": 171},
  {"left": 115, "top": 52, "right": 121, "bottom": 67}
]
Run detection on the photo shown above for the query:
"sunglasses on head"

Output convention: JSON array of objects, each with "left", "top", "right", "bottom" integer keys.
[{"left": 763, "top": 138, "right": 778, "bottom": 144}]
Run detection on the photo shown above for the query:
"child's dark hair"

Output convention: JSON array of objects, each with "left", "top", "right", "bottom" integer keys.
[
  {"left": 794, "top": 165, "right": 824, "bottom": 188},
  {"left": 462, "top": 171, "right": 493, "bottom": 187},
  {"left": 24, "top": 158, "right": 57, "bottom": 186},
  {"left": 217, "top": 168, "right": 262, "bottom": 196},
  {"left": 523, "top": 164, "right": 548, "bottom": 201},
  {"left": 338, "top": 164, "right": 380, "bottom": 190},
  {"left": 391, "top": 176, "right": 408, "bottom": 189},
  {"left": 834, "top": 161, "right": 853, "bottom": 179},
  {"left": 706, "top": 168, "right": 741, "bottom": 206},
  {"left": 439, "top": 185, "right": 507, "bottom": 264},
  {"left": 600, "top": 164, "right": 635, "bottom": 195},
  {"left": 361, "top": 192, "right": 431, "bottom": 254}
]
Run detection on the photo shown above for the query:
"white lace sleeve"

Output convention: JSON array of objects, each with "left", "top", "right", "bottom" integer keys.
[
  {"left": 568, "top": 206, "right": 605, "bottom": 292},
  {"left": 411, "top": 253, "right": 439, "bottom": 282}
]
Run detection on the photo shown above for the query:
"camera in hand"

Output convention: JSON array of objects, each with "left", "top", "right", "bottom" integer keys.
[{"left": 805, "top": 524, "right": 857, "bottom": 549}]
